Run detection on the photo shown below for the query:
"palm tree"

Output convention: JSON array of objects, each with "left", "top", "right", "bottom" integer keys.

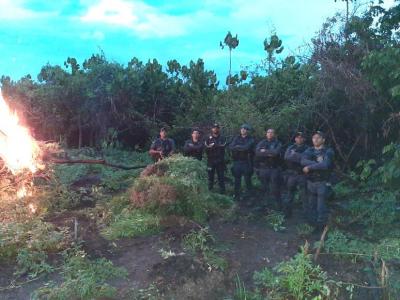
[{"left": 220, "top": 31, "right": 239, "bottom": 87}]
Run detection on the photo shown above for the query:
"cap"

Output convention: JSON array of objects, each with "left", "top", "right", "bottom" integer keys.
[
  {"left": 241, "top": 123, "right": 251, "bottom": 130},
  {"left": 313, "top": 130, "right": 326, "bottom": 138},
  {"left": 212, "top": 123, "right": 220, "bottom": 128},
  {"left": 295, "top": 131, "right": 305, "bottom": 138},
  {"left": 192, "top": 127, "right": 201, "bottom": 133}
]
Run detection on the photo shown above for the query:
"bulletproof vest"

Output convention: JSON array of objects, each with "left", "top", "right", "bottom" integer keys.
[
  {"left": 256, "top": 140, "right": 281, "bottom": 168},
  {"left": 231, "top": 136, "right": 253, "bottom": 162},
  {"left": 286, "top": 144, "right": 307, "bottom": 173},
  {"left": 205, "top": 135, "right": 225, "bottom": 164},
  {"left": 307, "top": 148, "right": 332, "bottom": 181}
]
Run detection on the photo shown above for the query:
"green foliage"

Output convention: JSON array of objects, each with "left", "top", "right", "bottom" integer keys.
[
  {"left": 32, "top": 250, "right": 127, "bottom": 300},
  {"left": 124, "top": 284, "right": 161, "bottom": 300},
  {"left": 265, "top": 210, "right": 286, "bottom": 232},
  {"left": 15, "top": 249, "right": 54, "bottom": 278},
  {"left": 253, "top": 247, "right": 337, "bottom": 299},
  {"left": 296, "top": 223, "right": 315, "bottom": 237},
  {"left": 324, "top": 229, "right": 400, "bottom": 261},
  {"left": 101, "top": 208, "right": 161, "bottom": 240},
  {"left": 234, "top": 275, "right": 252, "bottom": 300},
  {"left": 182, "top": 227, "right": 227, "bottom": 271},
  {"left": 131, "top": 155, "right": 233, "bottom": 223},
  {"left": 0, "top": 219, "right": 66, "bottom": 262}
]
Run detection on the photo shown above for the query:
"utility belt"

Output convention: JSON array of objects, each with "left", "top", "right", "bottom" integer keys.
[
  {"left": 307, "top": 171, "right": 331, "bottom": 182},
  {"left": 232, "top": 151, "right": 251, "bottom": 162}
]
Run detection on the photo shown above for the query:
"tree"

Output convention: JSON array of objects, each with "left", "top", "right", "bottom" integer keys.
[
  {"left": 263, "top": 34, "right": 284, "bottom": 75},
  {"left": 220, "top": 31, "right": 239, "bottom": 87}
]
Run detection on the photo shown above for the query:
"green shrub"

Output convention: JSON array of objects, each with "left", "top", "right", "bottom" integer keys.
[
  {"left": 130, "top": 155, "right": 233, "bottom": 222},
  {"left": 265, "top": 211, "right": 286, "bottom": 232},
  {"left": 101, "top": 208, "right": 161, "bottom": 240},
  {"left": 182, "top": 227, "right": 227, "bottom": 271},
  {"left": 253, "top": 247, "right": 337, "bottom": 299},
  {"left": 32, "top": 250, "right": 127, "bottom": 300}
]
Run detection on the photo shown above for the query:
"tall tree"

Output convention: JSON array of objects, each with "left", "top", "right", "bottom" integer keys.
[
  {"left": 220, "top": 31, "right": 239, "bottom": 87},
  {"left": 263, "top": 34, "right": 284, "bottom": 75}
]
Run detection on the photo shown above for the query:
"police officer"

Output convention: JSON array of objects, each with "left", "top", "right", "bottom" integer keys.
[
  {"left": 230, "top": 124, "right": 255, "bottom": 200},
  {"left": 205, "top": 123, "right": 226, "bottom": 193},
  {"left": 149, "top": 127, "right": 176, "bottom": 162},
  {"left": 283, "top": 132, "right": 308, "bottom": 218},
  {"left": 301, "top": 131, "right": 334, "bottom": 228},
  {"left": 183, "top": 128, "right": 204, "bottom": 160},
  {"left": 255, "top": 128, "right": 282, "bottom": 210}
]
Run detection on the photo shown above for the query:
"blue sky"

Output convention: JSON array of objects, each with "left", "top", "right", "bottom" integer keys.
[{"left": 0, "top": 0, "right": 395, "bottom": 82}]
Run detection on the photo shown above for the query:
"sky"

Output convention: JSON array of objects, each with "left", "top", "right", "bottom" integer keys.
[{"left": 0, "top": 0, "right": 396, "bottom": 82}]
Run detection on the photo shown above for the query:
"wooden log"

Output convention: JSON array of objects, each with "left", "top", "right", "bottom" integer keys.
[{"left": 48, "top": 158, "right": 147, "bottom": 170}]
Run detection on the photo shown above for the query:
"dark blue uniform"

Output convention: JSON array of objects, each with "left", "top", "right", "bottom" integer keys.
[
  {"left": 255, "top": 138, "right": 282, "bottom": 208},
  {"left": 183, "top": 139, "right": 204, "bottom": 161},
  {"left": 150, "top": 138, "right": 175, "bottom": 161},
  {"left": 284, "top": 143, "right": 308, "bottom": 217},
  {"left": 205, "top": 134, "right": 226, "bottom": 193},
  {"left": 230, "top": 135, "right": 255, "bottom": 199},
  {"left": 301, "top": 146, "right": 334, "bottom": 225}
]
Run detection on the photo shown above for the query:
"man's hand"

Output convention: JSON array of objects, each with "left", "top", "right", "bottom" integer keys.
[
  {"left": 303, "top": 166, "right": 310, "bottom": 174},
  {"left": 260, "top": 148, "right": 266, "bottom": 152}
]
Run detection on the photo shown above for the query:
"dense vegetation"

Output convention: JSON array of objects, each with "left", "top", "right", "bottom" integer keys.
[
  {"left": 1, "top": 2, "right": 399, "bottom": 168},
  {"left": 0, "top": 1, "right": 399, "bottom": 300}
]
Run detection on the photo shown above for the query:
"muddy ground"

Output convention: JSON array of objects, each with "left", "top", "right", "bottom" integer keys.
[{"left": 0, "top": 197, "right": 379, "bottom": 300}]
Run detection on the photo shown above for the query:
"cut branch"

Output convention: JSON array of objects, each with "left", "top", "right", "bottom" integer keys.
[{"left": 48, "top": 158, "right": 147, "bottom": 170}]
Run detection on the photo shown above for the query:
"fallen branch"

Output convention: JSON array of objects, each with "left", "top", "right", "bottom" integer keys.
[
  {"left": 314, "top": 225, "right": 329, "bottom": 261},
  {"left": 48, "top": 158, "right": 147, "bottom": 170}
]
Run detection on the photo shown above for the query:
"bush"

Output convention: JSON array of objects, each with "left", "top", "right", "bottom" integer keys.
[
  {"left": 32, "top": 249, "right": 127, "bottom": 300},
  {"left": 101, "top": 208, "right": 161, "bottom": 240},
  {"left": 130, "top": 155, "right": 232, "bottom": 222},
  {"left": 253, "top": 247, "right": 338, "bottom": 299}
]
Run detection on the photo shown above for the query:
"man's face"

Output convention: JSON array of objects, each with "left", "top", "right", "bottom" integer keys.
[
  {"left": 295, "top": 135, "right": 305, "bottom": 145},
  {"left": 192, "top": 131, "right": 200, "bottom": 141},
  {"left": 266, "top": 129, "right": 275, "bottom": 140},
  {"left": 312, "top": 134, "right": 325, "bottom": 147},
  {"left": 160, "top": 130, "right": 167, "bottom": 139},
  {"left": 211, "top": 127, "right": 219, "bottom": 135},
  {"left": 240, "top": 128, "right": 248, "bottom": 136}
]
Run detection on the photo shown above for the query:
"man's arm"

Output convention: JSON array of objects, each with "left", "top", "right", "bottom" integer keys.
[
  {"left": 255, "top": 140, "right": 269, "bottom": 157},
  {"left": 264, "top": 141, "right": 282, "bottom": 157},
  {"left": 307, "top": 148, "right": 334, "bottom": 170},
  {"left": 301, "top": 148, "right": 316, "bottom": 166},
  {"left": 169, "top": 139, "right": 176, "bottom": 155},
  {"left": 284, "top": 145, "right": 303, "bottom": 162},
  {"left": 183, "top": 140, "right": 192, "bottom": 154}
]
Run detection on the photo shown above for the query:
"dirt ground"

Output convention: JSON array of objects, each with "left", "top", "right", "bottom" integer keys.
[{"left": 0, "top": 197, "right": 380, "bottom": 300}]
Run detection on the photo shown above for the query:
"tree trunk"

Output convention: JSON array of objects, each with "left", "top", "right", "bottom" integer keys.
[{"left": 78, "top": 115, "right": 82, "bottom": 149}]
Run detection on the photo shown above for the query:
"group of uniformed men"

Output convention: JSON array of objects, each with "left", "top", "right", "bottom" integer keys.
[{"left": 149, "top": 123, "right": 334, "bottom": 228}]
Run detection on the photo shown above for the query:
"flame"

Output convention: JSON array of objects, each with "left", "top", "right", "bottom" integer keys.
[
  {"left": 28, "top": 203, "right": 37, "bottom": 214},
  {"left": 17, "top": 186, "right": 27, "bottom": 199},
  {"left": 0, "top": 89, "right": 40, "bottom": 174}
]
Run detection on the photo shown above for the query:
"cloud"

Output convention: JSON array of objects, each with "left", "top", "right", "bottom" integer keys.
[
  {"left": 80, "top": 0, "right": 192, "bottom": 38},
  {"left": 81, "top": 30, "right": 105, "bottom": 40},
  {"left": 0, "top": 0, "right": 56, "bottom": 20}
]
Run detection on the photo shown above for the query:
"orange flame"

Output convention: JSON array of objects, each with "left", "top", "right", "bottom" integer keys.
[{"left": 0, "top": 89, "right": 41, "bottom": 174}]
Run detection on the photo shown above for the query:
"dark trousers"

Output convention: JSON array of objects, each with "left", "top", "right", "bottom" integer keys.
[
  {"left": 307, "top": 180, "right": 329, "bottom": 224},
  {"left": 285, "top": 173, "right": 307, "bottom": 215},
  {"left": 258, "top": 167, "right": 281, "bottom": 208},
  {"left": 231, "top": 161, "right": 252, "bottom": 198},
  {"left": 207, "top": 162, "right": 225, "bottom": 193}
]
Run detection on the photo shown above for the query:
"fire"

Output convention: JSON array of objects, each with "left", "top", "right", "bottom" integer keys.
[{"left": 0, "top": 89, "right": 41, "bottom": 174}]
